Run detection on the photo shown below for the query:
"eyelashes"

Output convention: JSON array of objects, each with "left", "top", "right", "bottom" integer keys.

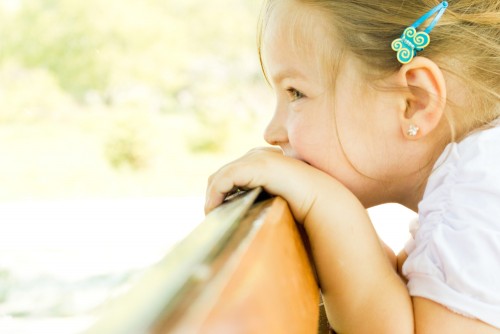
[{"left": 286, "top": 87, "right": 305, "bottom": 102}]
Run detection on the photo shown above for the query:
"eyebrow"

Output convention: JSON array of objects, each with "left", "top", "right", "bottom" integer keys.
[{"left": 271, "top": 68, "right": 307, "bottom": 86}]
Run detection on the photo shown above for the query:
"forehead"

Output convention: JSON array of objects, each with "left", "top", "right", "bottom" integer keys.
[
  {"left": 262, "top": 1, "right": 329, "bottom": 53},
  {"left": 260, "top": 1, "right": 337, "bottom": 82}
]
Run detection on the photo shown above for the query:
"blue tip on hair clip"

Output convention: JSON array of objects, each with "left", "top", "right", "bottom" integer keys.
[{"left": 391, "top": 1, "right": 448, "bottom": 64}]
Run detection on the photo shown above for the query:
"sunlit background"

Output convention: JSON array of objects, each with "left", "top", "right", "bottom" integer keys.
[
  {"left": 0, "top": 0, "right": 415, "bottom": 333},
  {"left": 0, "top": 0, "right": 269, "bottom": 200}
]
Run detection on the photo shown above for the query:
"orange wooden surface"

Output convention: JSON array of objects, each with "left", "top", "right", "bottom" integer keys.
[{"left": 158, "top": 197, "right": 320, "bottom": 334}]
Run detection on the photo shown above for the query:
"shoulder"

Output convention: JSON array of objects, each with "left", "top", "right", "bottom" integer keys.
[
  {"left": 456, "top": 122, "right": 500, "bottom": 166},
  {"left": 403, "top": 121, "right": 500, "bottom": 328},
  {"left": 422, "top": 122, "right": 500, "bottom": 222}
]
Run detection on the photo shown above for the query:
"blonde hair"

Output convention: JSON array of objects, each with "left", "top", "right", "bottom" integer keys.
[{"left": 258, "top": 0, "right": 500, "bottom": 142}]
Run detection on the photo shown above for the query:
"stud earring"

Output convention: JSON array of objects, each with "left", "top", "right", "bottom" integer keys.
[{"left": 407, "top": 124, "right": 419, "bottom": 137}]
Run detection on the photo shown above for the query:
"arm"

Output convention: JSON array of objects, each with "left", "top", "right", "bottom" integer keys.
[
  {"left": 300, "top": 177, "right": 413, "bottom": 333},
  {"left": 382, "top": 239, "right": 397, "bottom": 271},
  {"left": 307, "top": 190, "right": 500, "bottom": 333},
  {"left": 397, "top": 249, "right": 408, "bottom": 283},
  {"left": 206, "top": 148, "right": 414, "bottom": 333},
  {"left": 396, "top": 252, "right": 499, "bottom": 333},
  {"left": 205, "top": 148, "right": 499, "bottom": 333},
  {"left": 414, "top": 298, "right": 500, "bottom": 334}
]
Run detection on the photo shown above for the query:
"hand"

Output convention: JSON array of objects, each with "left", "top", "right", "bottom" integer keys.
[
  {"left": 206, "top": 147, "right": 418, "bottom": 333},
  {"left": 205, "top": 147, "right": 336, "bottom": 222}
]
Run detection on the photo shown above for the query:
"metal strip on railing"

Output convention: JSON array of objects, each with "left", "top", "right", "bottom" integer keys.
[
  {"left": 85, "top": 186, "right": 324, "bottom": 333},
  {"left": 85, "top": 188, "right": 262, "bottom": 334}
]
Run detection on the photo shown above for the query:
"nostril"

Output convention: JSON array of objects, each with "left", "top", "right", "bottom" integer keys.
[
  {"left": 264, "top": 124, "right": 287, "bottom": 146},
  {"left": 264, "top": 135, "right": 277, "bottom": 146},
  {"left": 263, "top": 127, "right": 276, "bottom": 145}
]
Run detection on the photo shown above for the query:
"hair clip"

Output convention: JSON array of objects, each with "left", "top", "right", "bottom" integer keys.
[{"left": 391, "top": 1, "right": 448, "bottom": 64}]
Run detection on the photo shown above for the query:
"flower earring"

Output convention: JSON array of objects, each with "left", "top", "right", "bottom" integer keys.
[{"left": 407, "top": 124, "right": 419, "bottom": 137}]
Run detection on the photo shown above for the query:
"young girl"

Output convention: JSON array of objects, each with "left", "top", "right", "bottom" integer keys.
[{"left": 205, "top": 0, "right": 500, "bottom": 332}]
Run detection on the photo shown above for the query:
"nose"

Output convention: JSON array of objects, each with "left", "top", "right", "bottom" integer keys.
[{"left": 263, "top": 105, "right": 288, "bottom": 146}]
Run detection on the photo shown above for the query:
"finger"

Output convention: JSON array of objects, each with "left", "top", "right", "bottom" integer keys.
[
  {"left": 204, "top": 171, "right": 232, "bottom": 214},
  {"left": 205, "top": 163, "right": 248, "bottom": 213},
  {"left": 204, "top": 147, "right": 282, "bottom": 214}
]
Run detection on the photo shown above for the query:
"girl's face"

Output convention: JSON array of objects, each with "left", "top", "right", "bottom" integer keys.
[{"left": 261, "top": 4, "right": 413, "bottom": 207}]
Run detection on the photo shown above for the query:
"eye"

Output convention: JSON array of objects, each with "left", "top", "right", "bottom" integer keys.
[{"left": 286, "top": 87, "right": 305, "bottom": 101}]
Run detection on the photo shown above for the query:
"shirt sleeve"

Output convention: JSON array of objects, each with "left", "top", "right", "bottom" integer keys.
[{"left": 402, "top": 124, "right": 500, "bottom": 329}]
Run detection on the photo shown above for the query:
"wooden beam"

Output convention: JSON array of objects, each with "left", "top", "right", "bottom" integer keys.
[{"left": 86, "top": 189, "right": 320, "bottom": 334}]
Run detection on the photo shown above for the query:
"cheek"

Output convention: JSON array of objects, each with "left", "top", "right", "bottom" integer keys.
[{"left": 288, "top": 115, "right": 336, "bottom": 166}]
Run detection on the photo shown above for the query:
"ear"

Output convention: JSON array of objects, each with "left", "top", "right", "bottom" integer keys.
[{"left": 396, "top": 57, "right": 447, "bottom": 139}]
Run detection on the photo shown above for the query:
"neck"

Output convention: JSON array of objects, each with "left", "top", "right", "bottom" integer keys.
[{"left": 399, "top": 157, "right": 436, "bottom": 212}]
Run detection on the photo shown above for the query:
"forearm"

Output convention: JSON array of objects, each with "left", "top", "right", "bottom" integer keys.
[
  {"left": 205, "top": 148, "right": 498, "bottom": 332},
  {"left": 303, "top": 181, "right": 413, "bottom": 333},
  {"left": 381, "top": 239, "right": 397, "bottom": 271}
]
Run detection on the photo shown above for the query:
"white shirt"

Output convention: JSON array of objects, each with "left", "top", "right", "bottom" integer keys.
[{"left": 403, "top": 121, "right": 500, "bottom": 328}]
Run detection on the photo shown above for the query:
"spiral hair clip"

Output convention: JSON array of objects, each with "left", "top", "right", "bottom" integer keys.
[{"left": 391, "top": 1, "right": 448, "bottom": 64}]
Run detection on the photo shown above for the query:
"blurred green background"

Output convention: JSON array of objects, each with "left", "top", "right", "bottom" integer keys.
[
  {"left": 0, "top": 3, "right": 415, "bottom": 332},
  {"left": 0, "top": 0, "right": 271, "bottom": 201}
]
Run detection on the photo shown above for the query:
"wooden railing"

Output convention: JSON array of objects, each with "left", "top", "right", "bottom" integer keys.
[{"left": 85, "top": 188, "right": 331, "bottom": 334}]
